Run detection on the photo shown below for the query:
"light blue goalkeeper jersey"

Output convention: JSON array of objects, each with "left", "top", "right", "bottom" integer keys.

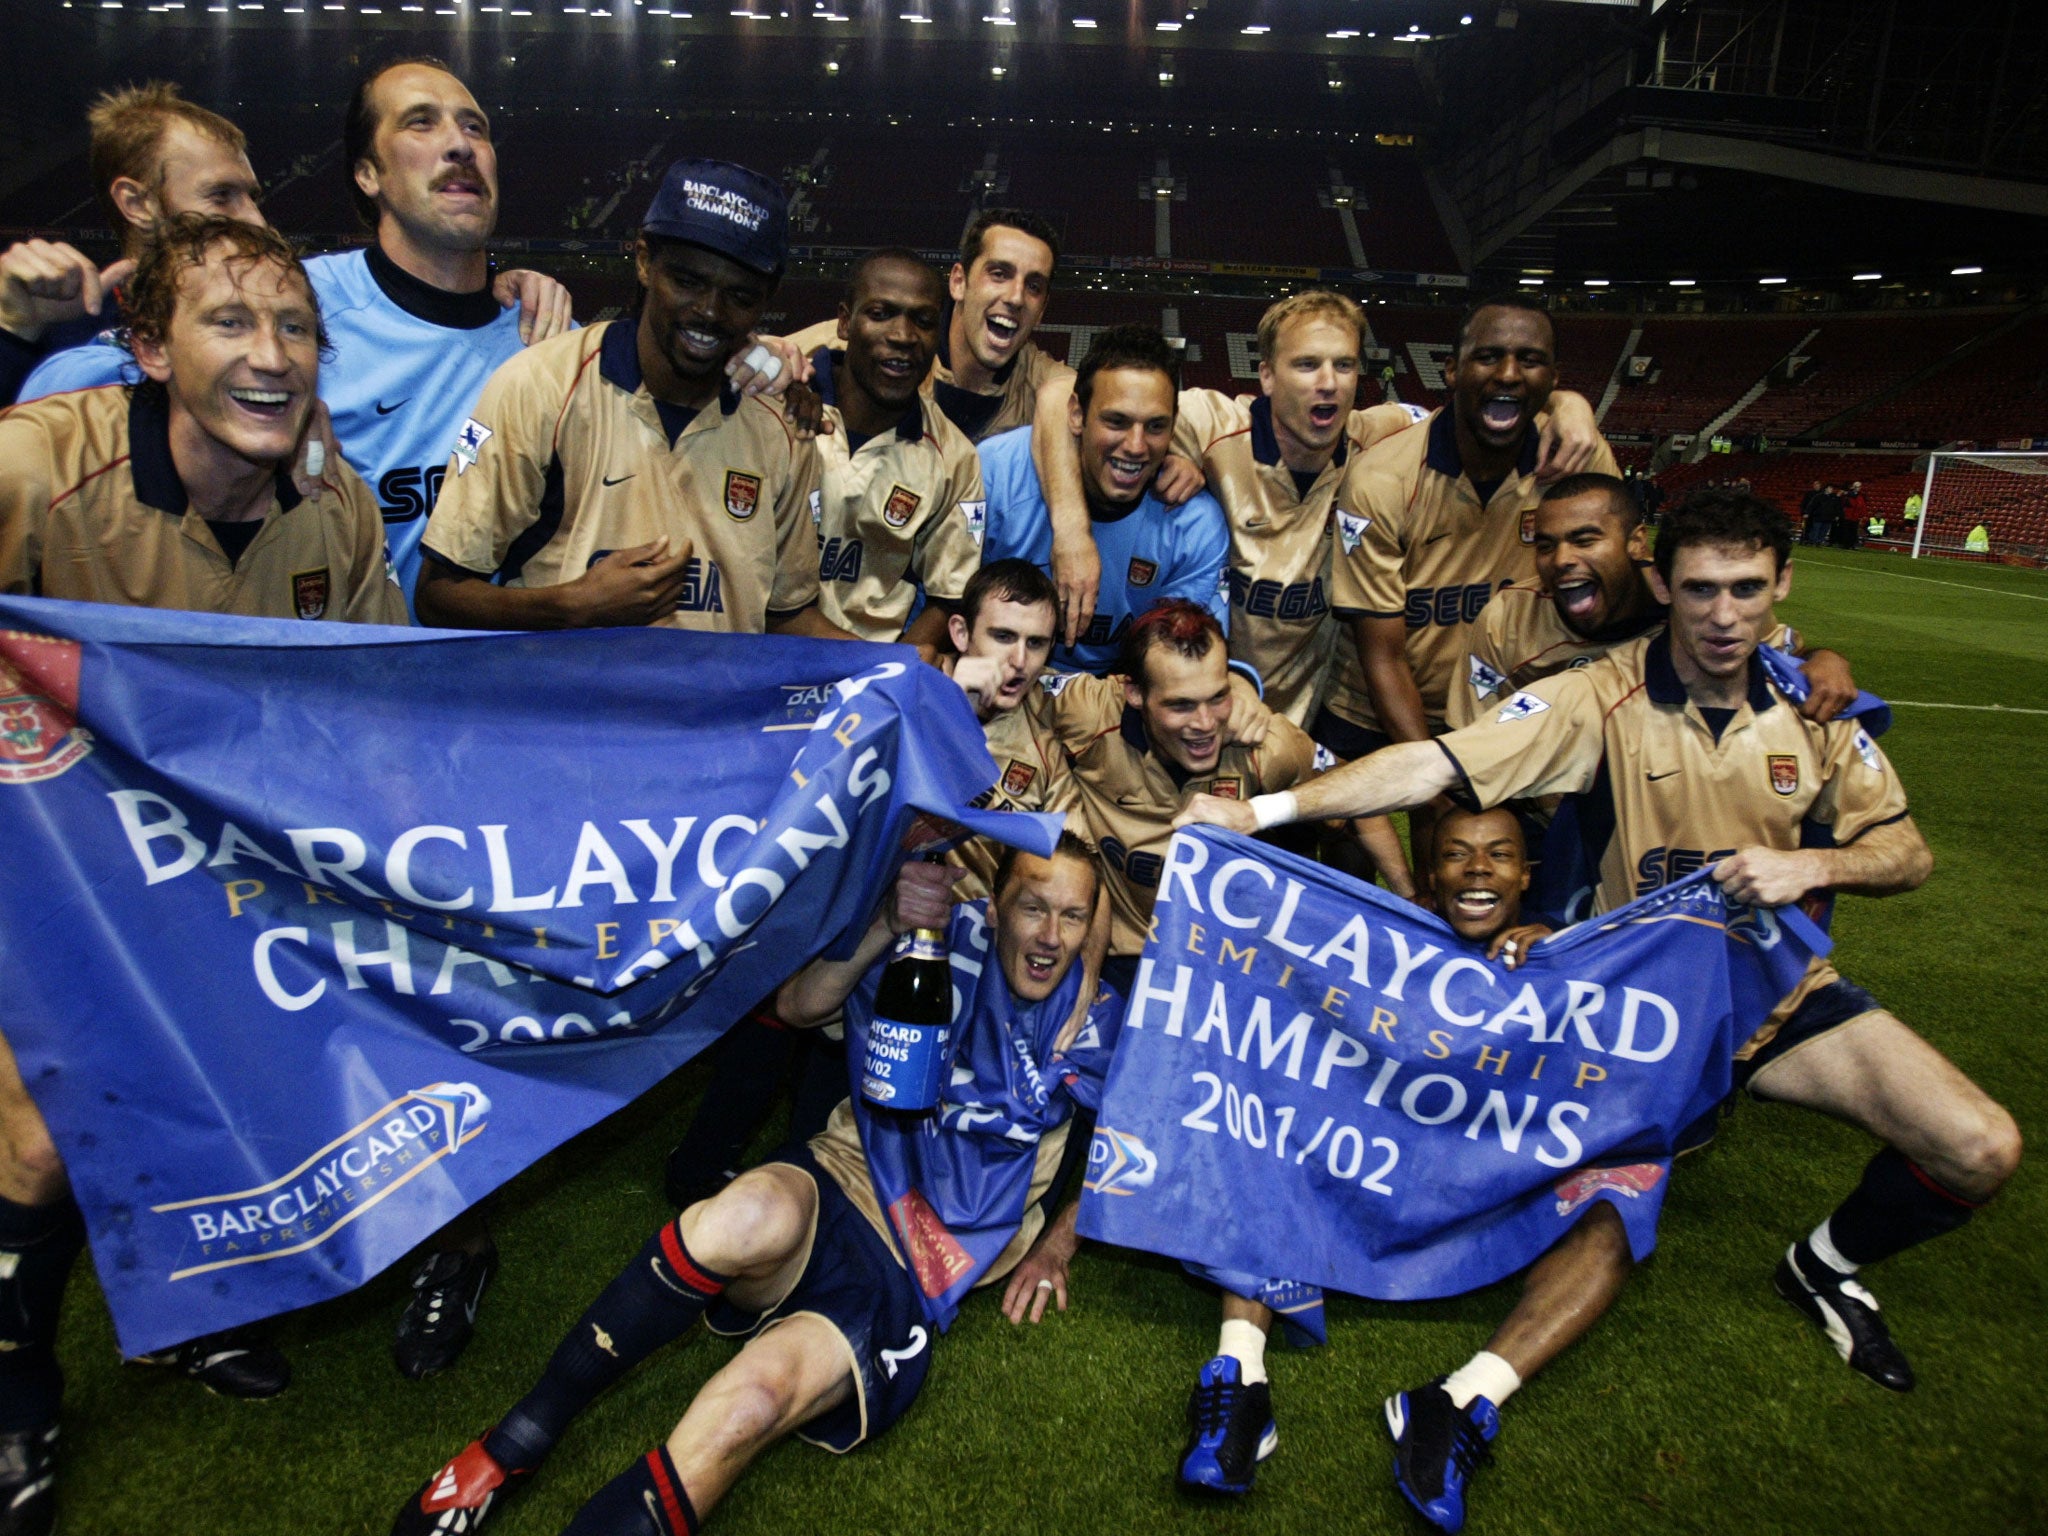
[{"left": 306, "top": 246, "right": 531, "bottom": 611}]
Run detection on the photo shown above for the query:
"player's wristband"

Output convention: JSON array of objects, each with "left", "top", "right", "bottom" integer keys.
[{"left": 1249, "top": 791, "right": 1297, "bottom": 831}]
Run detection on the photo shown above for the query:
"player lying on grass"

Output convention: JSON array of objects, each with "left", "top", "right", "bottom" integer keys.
[
  {"left": 1178, "top": 489, "right": 2021, "bottom": 1408},
  {"left": 392, "top": 837, "right": 1119, "bottom": 1536},
  {"left": 1374, "top": 804, "right": 1632, "bottom": 1533}
]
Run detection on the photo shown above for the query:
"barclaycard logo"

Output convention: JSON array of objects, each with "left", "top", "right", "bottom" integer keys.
[
  {"left": 152, "top": 1082, "right": 490, "bottom": 1280},
  {"left": 1084, "top": 1125, "right": 1158, "bottom": 1196}
]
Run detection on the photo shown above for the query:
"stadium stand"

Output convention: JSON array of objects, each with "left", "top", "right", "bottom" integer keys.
[
  {"left": 1599, "top": 315, "right": 1814, "bottom": 438},
  {"left": 1725, "top": 312, "right": 1999, "bottom": 440}
]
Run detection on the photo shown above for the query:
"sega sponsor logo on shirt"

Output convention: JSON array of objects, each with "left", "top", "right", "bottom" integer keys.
[
  {"left": 1635, "top": 845, "right": 1736, "bottom": 896},
  {"left": 1227, "top": 568, "right": 1328, "bottom": 622},
  {"left": 819, "top": 536, "right": 864, "bottom": 584},
  {"left": 1405, "top": 581, "right": 1497, "bottom": 630}
]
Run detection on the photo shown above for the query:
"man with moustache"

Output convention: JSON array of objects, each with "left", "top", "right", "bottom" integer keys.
[
  {"left": 805, "top": 249, "right": 984, "bottom": 650},
  {"left": 416, "top": 157, "right": 847, "bottom": 642},
  {"left": 979, "top": 326, "right": 1229, "bottom": 676},
  {"left": 0, "top": 215, "right": 406, "bottom": 1531}
]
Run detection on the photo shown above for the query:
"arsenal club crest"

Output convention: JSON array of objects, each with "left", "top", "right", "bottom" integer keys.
[
  {"left": 1768, "top": 754, "right": 1800, "bottom": 796},
  {"left": 1209, "top": 777, "right": 1242, "bottom": 800},
  {"left": 1002, "top": 760, "right": 1037, "bottom": 797},
  {"left": 292, "top": 567, "right": 330, "bottom": 621},
  {"left": 725, "top": 470, "right": 762, "bottom": 521},
  {"left": 883, "top": 484, "right": 922, "bottom": 529},
  {"left": 1520, "top": 509, "right": 1537, "bottom": 544},
  {"left": 1127, "top": 557, "right": 1159, "bottom": 587},
  {"left": 0, "top": 634, "right": 91, "bottom": 786}
]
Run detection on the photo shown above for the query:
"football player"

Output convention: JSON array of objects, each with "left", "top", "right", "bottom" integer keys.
[
  {"left": 1182, "top": 491, "right": 2022, "bottom": 1440},
  {"left": 391, "top": 842, "right": 1119, "bottom": 1536}
]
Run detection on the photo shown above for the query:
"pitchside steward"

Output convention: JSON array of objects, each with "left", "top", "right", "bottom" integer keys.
[{"left": 1182, "top": 489, "right": 2021, "bottom": 1405}]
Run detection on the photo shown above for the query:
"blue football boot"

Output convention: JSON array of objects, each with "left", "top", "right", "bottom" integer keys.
[
  {"left": 1178, "top": 1355, "right": 1277, "bottom": 1494},
  {"left": 1385, "top": 1378, "right": 1497, "bottom": 1532}
]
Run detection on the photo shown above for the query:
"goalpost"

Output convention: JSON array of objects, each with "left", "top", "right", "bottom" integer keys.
[{"left": 1910, "top": 450, "right": 2048, "bottom": 562}]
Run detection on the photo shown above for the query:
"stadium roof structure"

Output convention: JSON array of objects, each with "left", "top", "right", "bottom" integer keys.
[{"left": 3, "top": 0, "right": 2044, "bottom": 293}]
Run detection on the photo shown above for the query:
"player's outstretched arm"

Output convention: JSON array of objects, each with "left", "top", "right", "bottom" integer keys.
[
  {"left": 1028, "top": 370, "right": 1101, "bottom": 648},
  {"left": 1175, "top": 738, "right": 1457, "bottom": 835},
  {"left": 776, "top": 861, "right": 961, "bottom": 1027},
  {"left": 1714, "top": 815, "right": 1931, "bottom": 907}
]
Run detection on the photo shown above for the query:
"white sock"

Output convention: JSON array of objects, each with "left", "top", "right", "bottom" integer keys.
[
  {"left": 1217, "top": 1317, "right": 1269, "bottom": 1385},
  {"left": 1807, "top": 1218, "right": 1859, "bottom": 1276},
  {"left": 1442, "top": 1350, "right": 1521, "bottom": 1411}
]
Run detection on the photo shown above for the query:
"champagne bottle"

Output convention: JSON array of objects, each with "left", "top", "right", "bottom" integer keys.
[{"left": 861, "top": 922, "right": 953, "bottom": 1112}]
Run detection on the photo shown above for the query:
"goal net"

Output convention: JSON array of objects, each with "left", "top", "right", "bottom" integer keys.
[{"left": 1912, "top": 451, "right": 2048, "bottom": 563}]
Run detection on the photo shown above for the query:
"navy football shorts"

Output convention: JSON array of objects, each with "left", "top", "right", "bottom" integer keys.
[
  {"left": 704, "top": 1142, "right": 932, "bottom": 1453},
  {"left": 1735, "top": 976, "right": 1884, "bottom": 1093}
]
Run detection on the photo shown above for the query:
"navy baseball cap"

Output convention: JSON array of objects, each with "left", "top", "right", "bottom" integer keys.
[{"left": 641, "top": 158, "right": 789, "bottom": 276}]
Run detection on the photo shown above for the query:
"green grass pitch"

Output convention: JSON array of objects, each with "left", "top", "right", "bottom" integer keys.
[{"left": 46, "top": 548, "right": 2048, "bottom": 1534}]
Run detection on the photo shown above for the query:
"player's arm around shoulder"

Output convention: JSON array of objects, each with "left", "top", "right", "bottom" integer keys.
[
  {"left": 1170, "top": 386, "right": 1240, "bottom": 465},
  {"left": 1349, "top": 398, "right": 1431, "bottom": 455},
  {"left": 1039, "top": 670, "right": 1127, "bottom": 756}
]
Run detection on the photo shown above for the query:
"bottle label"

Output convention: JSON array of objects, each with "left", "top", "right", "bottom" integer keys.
[
  {"left": 861, "top": 1015, "right": 952, "bottom": 1111},
  {"left": 892, "top": 928, "right": 946, "bottom": 963}
]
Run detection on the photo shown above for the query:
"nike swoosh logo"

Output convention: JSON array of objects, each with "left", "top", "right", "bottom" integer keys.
[
  {"left": 375, "top": 399, "right": 408, "bottom": 415},
  {"left": 602, "top": 473, "right": 635, "bottom": 487},
  {"left": 1647, "top": 769, "right": 1682, "bottom": 781}
]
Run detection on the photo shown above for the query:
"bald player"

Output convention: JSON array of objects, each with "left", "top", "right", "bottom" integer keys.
[
  {"left": 1374, "top": 806, "right": 1633, "bottom": 1533},
  {"left": 1449, "top": 473, "right": 1857, "bottom": 733},
  {"left": 416, "top": 157, "right": 846, "bottom": 641},
  {"left": 1321, "top": 295, "right": 1618, "bottom": 883},
  {"left": 807, "top": 249, "right": 983, "bottom": 651},
  {"left": 1183, "top": 489, "right": 2021, "bottom": 1409},
  {"left": 0, "top": 213, "right": 410, "bottom": 1532}
]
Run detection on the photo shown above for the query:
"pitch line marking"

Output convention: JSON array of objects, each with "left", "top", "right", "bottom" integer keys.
[
  {"left": 1820, "top": 564, "right": 2048, "bottom": 603},
  {"left": 1888, "top": 700, "right": 2048, "bottom": 716}
]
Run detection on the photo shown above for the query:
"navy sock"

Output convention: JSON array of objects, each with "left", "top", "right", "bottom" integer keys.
[
  {"left": 1822, "top": 1147, "right": 1980, "bottom": 1270},
  {"left": 0, "top": 1195, "right": 84, "bottom": 1433},
  {"left": 485, "top": 1222, "right": 728, "bottom": 1472},
  {"left": 562, "top": 1444, "right": 698, "bottom": 1536}
]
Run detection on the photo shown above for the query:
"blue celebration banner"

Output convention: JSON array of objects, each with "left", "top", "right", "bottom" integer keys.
[
  {"left": 1078, "top": 826, "right": 1823, "bottom": 1300},
  {"left": 0, "top": 597, "right": 1055, "bottom": 1356}
]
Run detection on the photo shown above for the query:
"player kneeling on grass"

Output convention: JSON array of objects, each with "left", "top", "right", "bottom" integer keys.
[
  {"left": 392, "top": 838, "right": 1115, "bottom": 1536},
  {"left": 1378, "top": 804, "right": 1630, "bottom": 1534},
  {"left": 1178, "top": 489, "right": 2022, "bottom": 1405}
]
